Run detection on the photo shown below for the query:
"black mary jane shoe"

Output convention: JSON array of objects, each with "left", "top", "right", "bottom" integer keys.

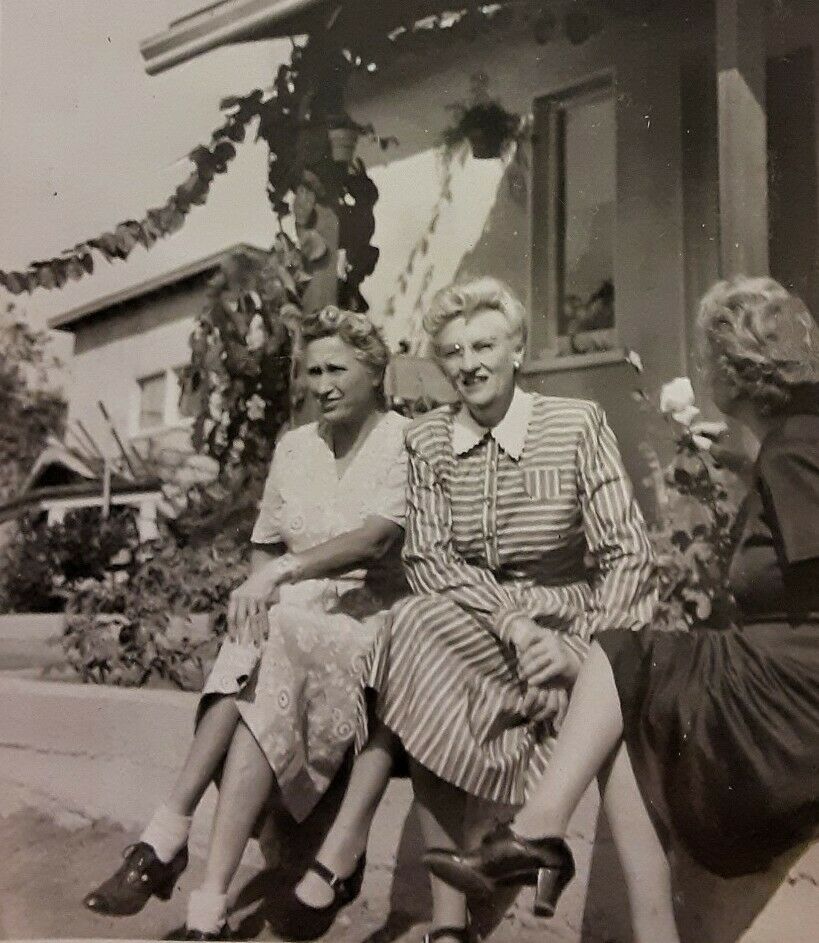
[
  {"left": 182, "top": 926, "right": 232, "bottom": 941},
  {"left": 422, "top": 925, "right": 471, "bottom": 943},
  {"left": 83, "top": 841, "right": 189, "bottom": 916},
  {"left": 423, "top": 824, "right": 575, "bottom": 918},
  {"left": 299, "top": 854, "right": 366, "bottom": 913}
]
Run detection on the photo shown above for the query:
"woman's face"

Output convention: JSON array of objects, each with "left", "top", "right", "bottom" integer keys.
[
  {"left": 304, "top": 334, "right": 380, "bottom": 426},
  {"left": 434, "top": 307, "right": 524, "bottom": 416}
]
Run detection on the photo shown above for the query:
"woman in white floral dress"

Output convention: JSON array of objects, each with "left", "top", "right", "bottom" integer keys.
[{"left": 83, "top": 307, "right": 409, "bottom": 940}]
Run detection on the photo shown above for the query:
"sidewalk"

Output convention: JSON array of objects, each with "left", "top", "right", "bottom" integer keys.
[{"left": 1, "top": 674, "right": 816, "bottom": 942}]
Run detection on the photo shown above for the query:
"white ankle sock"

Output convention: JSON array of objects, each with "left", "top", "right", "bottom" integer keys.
[
  {"left": 140, "top": 805, "right": 192, "bottom": 864},
  {"left": 186, "top": 888, "right": 228, "bottom": 934}
]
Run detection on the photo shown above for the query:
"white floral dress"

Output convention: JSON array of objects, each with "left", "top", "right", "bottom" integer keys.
[{"left": 201, "top": 410, "right": 409, "bottom": 821}]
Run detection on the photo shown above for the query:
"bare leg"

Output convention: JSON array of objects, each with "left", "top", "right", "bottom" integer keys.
[
  {"left": 511, "top": 643, "right": 679, "bottom": 943},
  {"left": 513, "top": 642, "right": 623, "bottom": 838},
  {"left": 295, "top": 719, "right": 396, "bottom": 908},
  {"left": 166, "top": 695, "right": 242, "bottom": 816},
  {"left": 411, "top": 760, "right": 470, "bottom": 937},
  {"left": 198, "top": 719, "right": 275, "bottom": 895},
  {"left": 601, "top": 746, "right": 680, "bottom": 943}
]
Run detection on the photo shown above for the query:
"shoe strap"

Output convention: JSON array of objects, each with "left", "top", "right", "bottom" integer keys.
[
  {"left": 307, "top": 859, "right": 343, "bottom": 891},
  {"left": 423, "top": 927, "right": 470, "bottom": 943}
]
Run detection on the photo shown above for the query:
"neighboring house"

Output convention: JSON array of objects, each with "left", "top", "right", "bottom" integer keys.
[
  {"left": 0, "top": 442, "right": 163, "bottom": 540},
  {"left": 50, "top": 244, "right": 265, "bottom": 464},
  {"left": 140, "top": 0, "right": 819, "bottom": 507}
]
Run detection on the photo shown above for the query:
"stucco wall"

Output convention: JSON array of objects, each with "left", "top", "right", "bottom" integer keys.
[{"left": 347, "top": 8, "right": 690, "bottom": 502}]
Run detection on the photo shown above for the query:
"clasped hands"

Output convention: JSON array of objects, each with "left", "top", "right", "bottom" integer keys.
[{"left": 506, "top": 615, "right": 582, "bottom": 732}]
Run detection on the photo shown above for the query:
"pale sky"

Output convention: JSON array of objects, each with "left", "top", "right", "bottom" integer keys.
[
  {"left": 0, "top": 0, "right": 502, "bottom": 350},
  {"left": 0, "top": 0, "right": 291, "bottom": 329}
]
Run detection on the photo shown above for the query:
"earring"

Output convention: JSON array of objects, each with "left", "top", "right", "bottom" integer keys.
[{"left": 513, "top": 359, "right": 521, "bottom": 371}]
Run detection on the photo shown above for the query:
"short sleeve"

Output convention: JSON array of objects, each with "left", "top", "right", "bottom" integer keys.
[
  {"left": 759, "top": 438, "right": 819, "bottom": 563},
  {"left": 250, "top": 447, "right": 285, "bottom": 545},
  {"left": 373, "top": 438, "right": 408, "bottom": 526}
]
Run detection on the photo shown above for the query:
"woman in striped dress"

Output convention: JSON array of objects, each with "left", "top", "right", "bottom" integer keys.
[
  {"left": 295, "top": 277, "right": 658, "bottom": 943},
  {"left": 425, "top": 277, "right": 819, "bottom": 943}
]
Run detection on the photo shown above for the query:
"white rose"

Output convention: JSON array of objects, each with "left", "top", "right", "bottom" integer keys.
[{"left": 660, "top": 377, "right": 699, "bottom": 426}]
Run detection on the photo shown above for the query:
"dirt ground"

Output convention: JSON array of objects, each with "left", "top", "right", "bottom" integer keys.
[{"left": 0, "top": 802, "right": 558, "bottom": 943}]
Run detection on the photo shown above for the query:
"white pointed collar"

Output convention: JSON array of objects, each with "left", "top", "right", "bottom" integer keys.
[{"left": 451, "top": 386, "right": 533, "bottom": 461}]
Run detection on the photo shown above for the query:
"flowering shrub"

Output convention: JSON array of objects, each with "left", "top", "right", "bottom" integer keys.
[{"left": 627, "top": 354, "right": 740, "bottom": 631}]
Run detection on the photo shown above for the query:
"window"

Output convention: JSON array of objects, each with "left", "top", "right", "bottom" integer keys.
[
  {"left": 531, "top": 78, "right": 616, "bottom": 358},
  {"left": 134, "top": 366, "right": 194, "bottom": 434},
  {"left": 137, "top": 372, "right": 167, "bottom": 431}
]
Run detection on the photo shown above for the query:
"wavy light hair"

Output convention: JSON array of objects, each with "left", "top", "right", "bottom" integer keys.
[
  {"left": 423, "top": 276, "right": 528, "bottom": 345},
  {"left": 697, "top": 276, "right": 819, "bottom": 415},
  {"left": 299, "top": 305, "right": 390, "bottom": 391}
]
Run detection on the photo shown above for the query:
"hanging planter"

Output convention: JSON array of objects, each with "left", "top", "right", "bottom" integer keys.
[{"left": 442, "top": 75, "right": 525, "bottom": 161}]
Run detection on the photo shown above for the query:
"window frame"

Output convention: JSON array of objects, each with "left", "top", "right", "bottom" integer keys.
[
  {"left": 529, "top": 73, "right": 618, "bottom": 365},
  {"left": 132, "top": 365, "right": 195, "bottom": 437}
]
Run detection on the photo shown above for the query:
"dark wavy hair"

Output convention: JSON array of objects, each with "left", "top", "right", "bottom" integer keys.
[{"left": 697, "top": 276, "right": 819, "bottom": 416}]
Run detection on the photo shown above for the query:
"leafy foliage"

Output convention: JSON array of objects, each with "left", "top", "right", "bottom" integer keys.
[
  {"left": 1, "top": 39, "right": 383, "bottom": 313},
  {"left": 0, "top": 307, "right": 66, "bottom": 501},
  {"left": 183, "top": 244, "right": 301, "bottom": 482},
  {"left": 651, "top": 440, "right": 739, "bottom": 632},
  {"left": 0, "top": 508, "right": 137, "bottom": 614},
  {"left": 626, "top": 356, "right": 740, "bottom": 632},
  {"left": 60, "top": 531, "right": 248, "bottom": 690}
]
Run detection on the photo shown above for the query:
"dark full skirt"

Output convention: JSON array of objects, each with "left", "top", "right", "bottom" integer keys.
[{"left": 597, "top": 619, "right": 819, "bottom": 877}]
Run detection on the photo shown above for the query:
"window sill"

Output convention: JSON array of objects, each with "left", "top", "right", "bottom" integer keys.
[{"left": 522, "top": 347, "right": 627, "bottom": 375}]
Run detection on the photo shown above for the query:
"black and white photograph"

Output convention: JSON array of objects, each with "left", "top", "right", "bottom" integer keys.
[{"left": 0, "top": 2, "right": 817, "bottom": 941}]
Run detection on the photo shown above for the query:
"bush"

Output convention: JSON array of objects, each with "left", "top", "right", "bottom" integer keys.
[
  {"left": 60, "top": 533, "right": 249, "bottom": 690},
  {"left": 0, "top": 508, "right": 137, "bottom": 613}
]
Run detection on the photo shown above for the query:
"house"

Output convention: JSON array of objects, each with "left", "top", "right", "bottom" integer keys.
[
  {"left": 139, "top": 0, "right": 819, "bottom": 510},
  {"left": 50, "top": 244, "right": 266, "bottom": 463}
]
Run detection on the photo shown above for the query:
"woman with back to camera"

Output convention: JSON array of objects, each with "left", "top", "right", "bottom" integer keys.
[
  {"left": 294, "top": 276, "right": 658, "bottom": 943},
  {"left": 425, "top": 276, "right": 819, "bottom": 943},
  {"left": 83, "top": 306, "right": 409, "bottom": 940}
]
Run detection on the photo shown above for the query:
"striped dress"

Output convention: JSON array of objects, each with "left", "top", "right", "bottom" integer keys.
[{"left": 358, "top": 388, "right": 656, "bottom": 805}]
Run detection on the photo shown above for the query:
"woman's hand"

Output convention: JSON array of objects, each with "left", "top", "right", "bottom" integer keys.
[
  {"left": 521, "top": 686, "right": 569, "bottom": 731},
  {"left": 227, "top": 570, "right": 281, "bottom": 644},
  {"left": 508, "top": 616, "right": 582, "bottom": 686}
]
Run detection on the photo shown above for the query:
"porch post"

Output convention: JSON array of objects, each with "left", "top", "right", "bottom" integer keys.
[{"left": 715, "top": 0, "right": 769, "bottom": 277}]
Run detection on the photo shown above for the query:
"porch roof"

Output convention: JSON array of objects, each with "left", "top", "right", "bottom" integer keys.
[{"left": 140, "top": 1, "right": 526, "bottom": 74}]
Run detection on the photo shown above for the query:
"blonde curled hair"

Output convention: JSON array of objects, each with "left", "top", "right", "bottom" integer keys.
[
  {"left": 697, "top": 276, "right": 819, "bottom": 415},
  {"left": 424, "top": 276, "right": 528, "bottom": 346}
]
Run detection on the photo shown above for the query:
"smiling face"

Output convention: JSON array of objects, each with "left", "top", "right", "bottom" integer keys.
[
  {"left": 304, "top": 334, "right": 381, "bottom": 427},
  {"left": 433, "top": 307, "right": 524, "bottom": 423}
]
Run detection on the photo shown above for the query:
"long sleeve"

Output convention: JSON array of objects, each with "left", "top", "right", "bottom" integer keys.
[
  {"left": 402, "top": 446, "right": 518, "bottom": 632},
  {"left": 568, "top": 405, "right": 657, "bottom": 656}
]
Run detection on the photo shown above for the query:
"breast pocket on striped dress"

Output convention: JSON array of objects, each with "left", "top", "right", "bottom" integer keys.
[{"left": 521, "top": 466, "right": 563, "bottom": 500}]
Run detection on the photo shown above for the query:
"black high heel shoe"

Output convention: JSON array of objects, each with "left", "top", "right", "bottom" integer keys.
[
  {"left": 298, "top": 854, "right": 366, "bottom": 913},
  {"left": 83, "top": 842, "right": 189, "bottom": 916},
  {"left": 423, "top": 824, "right": 575, "bottom": 918}
]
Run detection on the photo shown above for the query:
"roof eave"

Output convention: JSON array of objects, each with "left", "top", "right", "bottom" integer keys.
[{"left": 140, "top": 0, "right": 324, "bottom": 75}]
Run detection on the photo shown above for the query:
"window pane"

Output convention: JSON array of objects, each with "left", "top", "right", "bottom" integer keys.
[
  {"left": 560, "top": 92, "right": 615, "bottom": 336},
  {"left": 138, "top": 373, "right": 166, "bottom": 430}
]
